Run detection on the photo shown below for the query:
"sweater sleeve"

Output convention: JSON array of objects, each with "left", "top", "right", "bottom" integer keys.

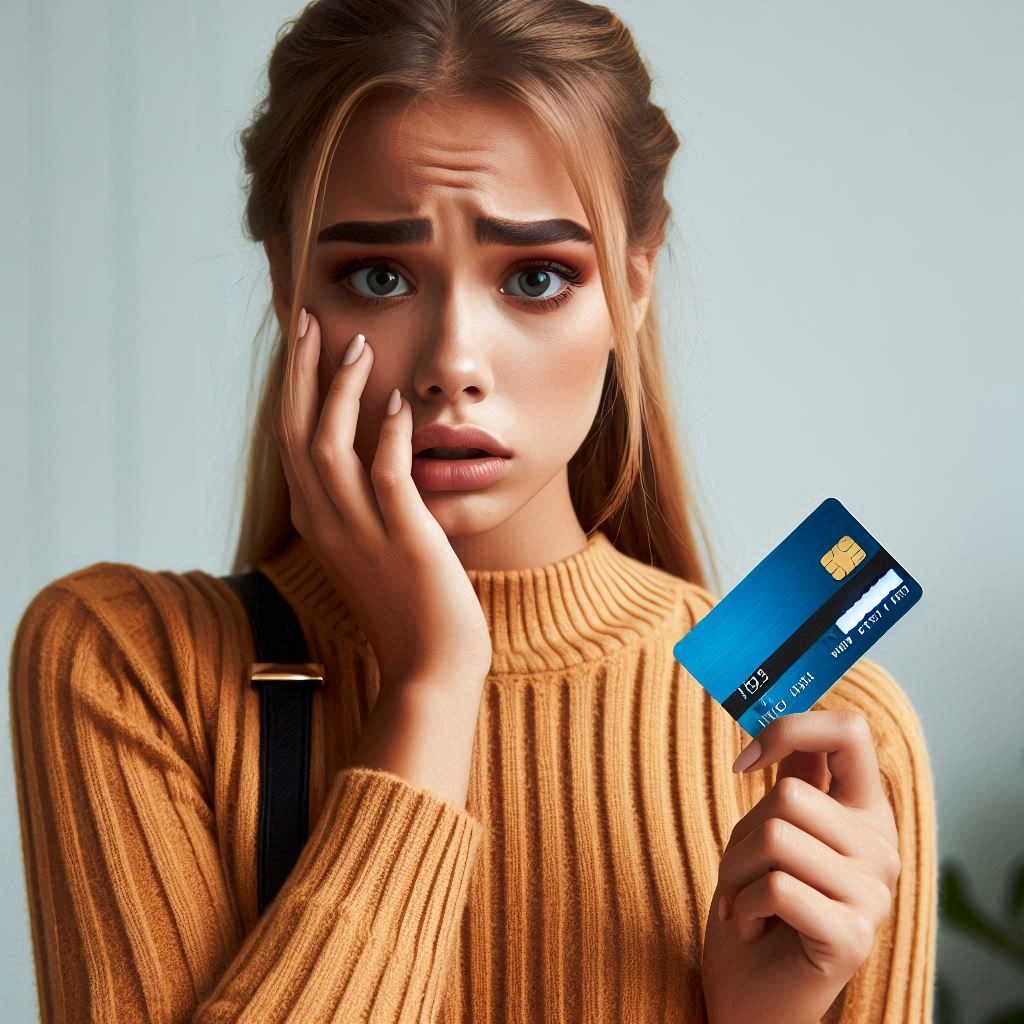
[
  {"left": 9, "top": 576, "right": 486, "bottom": 1024},
  {"left": 819, "top": 658, "right": 938, "bottom": 1024}
]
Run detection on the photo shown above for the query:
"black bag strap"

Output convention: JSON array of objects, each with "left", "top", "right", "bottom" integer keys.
[{"left": 221, "top": 570, "right": 324, "bottom": 915}]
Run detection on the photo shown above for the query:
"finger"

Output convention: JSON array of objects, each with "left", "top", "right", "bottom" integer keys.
[
  {"left": 278, "top": 307, "right": 347, "bottom": 533},
  {"left": 369, "top": 389, "right": 437, "bottom": 547},
  {"left": 718, "top": 817, "right": 895, "bottom": 929},
  {"left": 732, "top": 870, "right": 875, "bottom": 969},
  {"left": 733, "top": 709, "right": 886, "bottom": 811},
  {"left": 724, "top": 776, "right": 903, "bottom": 895},
  {"left": 775, "top": 748, "right": 830, "bottom": 792},
  {"left": 305, "top": 319, "right": 383, "bottom": 534}
]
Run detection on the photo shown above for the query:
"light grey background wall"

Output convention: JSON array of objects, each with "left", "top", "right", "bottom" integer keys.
[{"left": 2, "top": 1, "right": 1020, "bottom": 1020}]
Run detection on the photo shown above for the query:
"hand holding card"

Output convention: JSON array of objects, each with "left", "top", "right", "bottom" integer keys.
[
  {"left": 700, "top": 708, "right": 902, "bottom": 1024},
  {"left": 674, "top": 497, "right": 923, "bottom": 738}
]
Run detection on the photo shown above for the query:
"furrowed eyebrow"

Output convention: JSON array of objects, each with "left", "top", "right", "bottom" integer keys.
[{"left": 316, "top": 215, "right": 593, "bottom": 247}]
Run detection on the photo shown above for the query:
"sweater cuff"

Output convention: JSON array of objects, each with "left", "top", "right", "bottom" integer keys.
[{"left": 297, "top": 765, "right": 486, "bottom": 944}]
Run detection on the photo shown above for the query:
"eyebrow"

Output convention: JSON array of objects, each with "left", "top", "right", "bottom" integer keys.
[{"left": 316, "top": 215, "right": 593, "bottom": 247}]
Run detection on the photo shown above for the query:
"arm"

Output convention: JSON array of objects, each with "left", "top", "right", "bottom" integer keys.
[
  {"left": 9, "top": 580, "right": 486, "bottom": 1024},
  {"left": 348, "top": 675, "right": 483, "bottom": 812}
]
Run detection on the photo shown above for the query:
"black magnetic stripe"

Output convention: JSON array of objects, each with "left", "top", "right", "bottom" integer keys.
[{"left": 721, "top": 547, "right": 901, "bottom": 722}]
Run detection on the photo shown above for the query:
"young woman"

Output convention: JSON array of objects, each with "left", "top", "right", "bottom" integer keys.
[{"left": 9, "top": 1, "right": 937, "bottom": 1021}]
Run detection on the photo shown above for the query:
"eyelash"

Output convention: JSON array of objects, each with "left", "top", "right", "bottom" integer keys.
[{"left": 327, "top": 255, "right": 584, "bottom": 312}]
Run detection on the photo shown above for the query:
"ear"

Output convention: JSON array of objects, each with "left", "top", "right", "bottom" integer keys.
[
  {"left": 263, "top": 236, "right": 292, "bottom": 334},
  {"left": 628, "top": 247, "right": 658, "bottom": 337}
]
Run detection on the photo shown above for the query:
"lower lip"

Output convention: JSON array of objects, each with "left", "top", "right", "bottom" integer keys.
[{"left": 411, "top": 454, "right": 511, "bottom": 491}]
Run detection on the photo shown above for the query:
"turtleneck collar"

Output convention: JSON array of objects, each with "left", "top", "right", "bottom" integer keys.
[{"left": 256, "top": 528, "right": 683, "bottom": 675}]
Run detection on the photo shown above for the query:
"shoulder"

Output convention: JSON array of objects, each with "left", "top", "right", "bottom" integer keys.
[
  {"left": 818, "top": 656, "right": 933, "bottom": 794},
  {"left": 672, "top": 578, "right": 721, "bottom": 629},
  {"left": 11, "top": 558, "right": 248, "bottom": 717},
  {"left": 16, "top": 557, "right": 241, "bottom": 652}
]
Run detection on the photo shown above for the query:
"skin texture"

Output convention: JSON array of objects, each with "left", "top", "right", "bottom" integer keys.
[
  {"left": 702, "top": 708, "right": 902, "bottom": 1024},
  {"left": 267, "top": 91, "right": 655, "bottom": 571}
]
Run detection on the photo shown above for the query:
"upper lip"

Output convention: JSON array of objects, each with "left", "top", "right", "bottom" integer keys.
[{"left": 412, "top": 422, "right": 512, "bottom": 457}]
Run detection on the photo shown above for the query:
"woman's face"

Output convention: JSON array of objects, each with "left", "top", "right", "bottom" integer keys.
[{"left": 274, "top": 91, "right": 653, "bottom": 567}]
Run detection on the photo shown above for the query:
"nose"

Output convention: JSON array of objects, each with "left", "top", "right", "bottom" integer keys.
[{"left": 410, "top": 300, "right": 495, "bottom": 404}]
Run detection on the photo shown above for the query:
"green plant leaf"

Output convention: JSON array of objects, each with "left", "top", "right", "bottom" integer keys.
[
  {"left": 1010, "top": 857, "right": 1024, "bottom": 918},
  {"left": 940, "top": 861, "right": 1024, "bottom": 967},
  {"left": 982, "top": 1008, "right": 1024, "bottom": 1024}
]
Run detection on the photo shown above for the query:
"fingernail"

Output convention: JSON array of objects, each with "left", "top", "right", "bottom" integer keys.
[
  {"left": 386, "top": 387, "right": 402, "bottom": 416},
  {"left": 717, "top": 894, "right": 730, "bottom": 922},
  {"left": 298, "top": 307, "right": 309, "bottom": 338},
  {"left": 732, "top": 739, "right": 762, "bottom": 774},
  {"left": 342, "top": 332, "right": 366, "bottom": 366}
]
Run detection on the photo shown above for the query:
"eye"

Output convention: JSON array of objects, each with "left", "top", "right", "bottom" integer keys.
[
  {"left": 499, "top": 263, "right": 582, "bottom": 306},
  {"left": 328, "top": 256, "right": 584, "bottom": 312},
  {"left": 331, "top": 259, "right": 412, "bottom": 302}
]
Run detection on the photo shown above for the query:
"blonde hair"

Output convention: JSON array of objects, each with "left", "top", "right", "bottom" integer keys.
[{"left": 229, "top": 0, "right": 720, "bottom": 593}]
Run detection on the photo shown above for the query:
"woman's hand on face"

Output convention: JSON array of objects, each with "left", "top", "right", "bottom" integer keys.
[
  {"left": 273, "top": 308, "right": 494, "bottom": 692},
  {"left": 701, "top": 709, "right": 902, "bottom": 1024}
]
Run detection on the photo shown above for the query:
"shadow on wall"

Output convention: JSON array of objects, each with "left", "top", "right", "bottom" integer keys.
[{"left": 935, "top": 751, "right": 1024, "bottom": 1024}]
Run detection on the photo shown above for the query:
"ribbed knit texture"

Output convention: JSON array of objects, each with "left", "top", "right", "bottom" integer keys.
[{"left": 9, "top": 528, "right": 937, "bottom": 1023}]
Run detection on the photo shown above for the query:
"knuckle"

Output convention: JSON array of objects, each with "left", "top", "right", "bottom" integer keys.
[
  {"left": 847, "top": 911, "right": 878, "bottom": 963},
  {"left": 774, "top": 774, "right": 807, "bottom": 808},
  {"left": 841, "top": 709, "right": 873, "bottom": 741},
  {"left": 765, "top": 868, "right": 790, "bottom": 900},
  {"left": 868, "top": 874, "right": 895, "bottom": 925},
  {"left": 767, "top": 715, "right": 794, "bottom": 747},
  {"left": 326, "top": 367, "right": 350, "bottom": 395},
  {"left": 370, "top": 464, "right": 403, "bottom": 492},
  {"left": 309, "top": 437, "right": 339, "bottom": 471},
  {"left": 762, "top": 817, "right": 793, "bottom": 856}
]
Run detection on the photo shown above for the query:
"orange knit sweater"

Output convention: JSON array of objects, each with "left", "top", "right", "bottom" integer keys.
[{"left": 9, "top": 529, "right": 937, "bottom": 1022}]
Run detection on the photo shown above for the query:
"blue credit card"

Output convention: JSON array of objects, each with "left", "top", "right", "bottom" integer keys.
[{"left": 673, "top": 497, "right": 923, "bottom": 738}]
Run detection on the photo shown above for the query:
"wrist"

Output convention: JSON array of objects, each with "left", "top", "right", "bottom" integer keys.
[{"left": 399, "top": 670, "right": 487, "bottom": 702}]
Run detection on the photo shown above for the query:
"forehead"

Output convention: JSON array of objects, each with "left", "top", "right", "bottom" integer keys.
[{"left": 315, "top": 91, "right": 588, "bottom": 226}]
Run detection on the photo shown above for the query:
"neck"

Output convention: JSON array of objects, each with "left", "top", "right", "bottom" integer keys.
[{"left": 258, "top": 527, "right": 684, "bottom": 675}]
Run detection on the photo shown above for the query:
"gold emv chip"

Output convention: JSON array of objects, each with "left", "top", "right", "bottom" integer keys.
[{"left": 821, "top": 535, "right": 866, "bottom": 580}]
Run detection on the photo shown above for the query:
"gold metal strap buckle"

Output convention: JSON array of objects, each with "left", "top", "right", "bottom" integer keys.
[{"left": 249, "top": 662, "right": 325, "bottom": 687}]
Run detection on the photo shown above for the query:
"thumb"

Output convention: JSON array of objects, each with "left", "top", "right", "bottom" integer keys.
[{"left": 774, "top": 748, "right": 830, "bottom": 792}]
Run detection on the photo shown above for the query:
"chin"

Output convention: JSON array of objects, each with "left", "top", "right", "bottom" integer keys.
[{"left": 420, "top": 495, "right": 510, "bottom": 535}]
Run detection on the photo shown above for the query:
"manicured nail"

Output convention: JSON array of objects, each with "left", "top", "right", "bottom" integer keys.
[
  {"left": 342, "top": 332, "right": 366, "bottom": 366},
  {"left": 386, "top": 387, "right": 402, "bottom": 416},
  {"left": 718, "top": 894, "right": 730, "bottom": 922},
  {"left": 298, "top": 307, "right": 309, "bottom": 338},
  {"left": 732, "top": 740, "right": 762, "bottom": 774}
]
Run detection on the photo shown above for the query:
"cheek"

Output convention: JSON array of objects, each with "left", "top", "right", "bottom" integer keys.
[
  {"left": 511, "top": 328, "right": 610, "bottom": 452},
  {"left": 527, "top": 348, "right": 603, "bottom": 408}
]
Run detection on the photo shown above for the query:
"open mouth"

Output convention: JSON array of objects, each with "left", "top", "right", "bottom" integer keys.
[
  {"left": 416, "top": 447, "right": 494, "bottom": 459},
  {"left": 411, "top": 446, "right": 512, "bottom": 490}
]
